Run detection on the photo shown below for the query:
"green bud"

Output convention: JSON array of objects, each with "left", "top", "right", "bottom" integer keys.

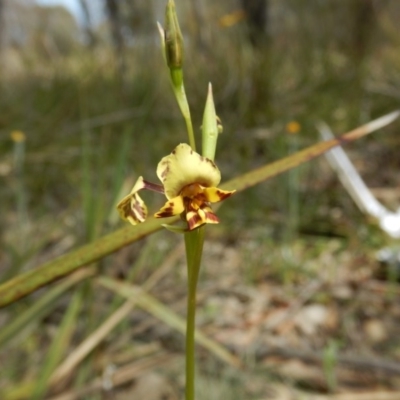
[
  {"left": 165, "top": 0, "right": 184, "bottom": 69},
  {"left": 202, "top": 83, "right": 219, "bottom": 161}
]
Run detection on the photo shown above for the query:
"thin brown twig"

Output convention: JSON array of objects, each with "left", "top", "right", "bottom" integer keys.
[
  {"left": 257, "top": 346, "right": 400, "bottom": 375},
  {"left": 309, "top": 390, "right": 400, "bottom": 400}
]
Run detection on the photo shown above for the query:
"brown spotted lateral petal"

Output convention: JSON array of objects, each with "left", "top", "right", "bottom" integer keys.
[
  {"left": 117, "top": 177, "right": 164, "bottom": 225},
  {"left": 117, "top": 177, "right": 148, "bottom": 225}
]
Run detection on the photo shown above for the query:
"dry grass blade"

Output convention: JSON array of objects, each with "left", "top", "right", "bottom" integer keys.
[
  {"left": 0, "top": 217, "right": 176, "bottom": 308},
  {"left": 0, "top": 268, "right": 95, "bottom": 347},
  {"left": 222, "top": 110, "right": 400, "bottom": 192},
  {"left": 309, "top": 391, "right": 400, "bottom": 400},
  {"left": 49, "top": 298, "right": 137, "bottom": 387},
  {"left": 97, "top": 277, "right": 242, "bottom": 368},
  {"left": 257, "top": 347, "right": 400, "bottom": 375},
  {"left": 48, "top": 244, "right": 184, "bottom": 387},
  {"left": 48, "top": 353, "right": 175, "bottom": 400},
  {"left": 32, "top": 289, "right": 84, "bottom": 400},
  {"left": 266, "top": 385, "right": 400, "bottom": 400}
]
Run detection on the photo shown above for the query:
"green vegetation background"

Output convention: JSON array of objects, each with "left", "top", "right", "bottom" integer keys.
[{"left": 1, "top": 0, "right": 400, "bottom": 398}]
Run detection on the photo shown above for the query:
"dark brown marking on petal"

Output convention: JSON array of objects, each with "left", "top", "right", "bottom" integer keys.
[
  {"left": 185, "top": 199, "right": 200, "bottom": 212},
  {"left": 187, "top": 212, "right": 203, "bottom": 230},
  {"left": 155, "top": 206, "right": 175, "bottom": 218},
  {"left": 136, "top": 206, "right": 146, "bottom": 219},
  {"left": 216, "top": 190, "right": 233, "bottom": 201},
  {"left": 132, "top": 202, "right": 146, "bottom": 221},
  {"left": 204, "top": 211, "right": 219, "bottom": 223},
  {"left": 161, "top": 165, "right": 170, "bottom": 179},
  {"left": 199, "top": 204, "right": 219, "bottom": 224},
  {"left": 204, "top": 158, "right": 216, "bottom": 167},
  {"left": 196, "top": 193, "right": 207, "bottom": 202},
  {"left": 155, "top": 211, "right": 174, "bottom": 218}
]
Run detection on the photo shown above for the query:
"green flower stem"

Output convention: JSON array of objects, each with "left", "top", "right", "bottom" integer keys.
[
  {"left": 158, "top": 0, "right": 196, "bottom": 152},
  {"left": 171, "top": 69, "right": 196, "bottom": 151},
  {"left": 182, "top": 82, "right": 219, "bottom": 400},
  {"left": 184, "top": 227, "right": 205, "bottom": 400}
]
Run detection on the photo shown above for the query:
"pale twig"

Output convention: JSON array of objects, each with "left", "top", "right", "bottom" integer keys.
[{"left": 317, "top": 118, "right": 400, "bottom": 238}]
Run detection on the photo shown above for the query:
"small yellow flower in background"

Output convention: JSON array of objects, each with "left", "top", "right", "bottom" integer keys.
[
  {"left": 117, "top": 143, "right": 235, "bottom": 231},
  {"left": 286, "top": 121, "right": 301, "bottom": 135},
  {"left": 10, "top": 130, "right": 26, "bottom": 142},
  {"left": 155, "top": 143, "right": 235, "bottom": 230},
  {"left": 218, "top": 9, "right": 246, "bottom": 28}
]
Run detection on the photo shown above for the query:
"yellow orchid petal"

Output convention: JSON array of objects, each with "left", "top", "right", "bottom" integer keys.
[
  {"left": 186, "top": 203, "right": 219, "bottom": 230},
  {"left": 116, "top": 177, "right": 147, "bottom": 225},
  {"left": 203, "top": 187, "right": 236, "bottom": 203},
  {"left": 154, "top": 195, "right": 185, "bottom": 218},
  {"left": 186, "top": 210, "right": 205, "bottom": 230},
  {"left": 157, "top": 143, "right": 221, "bottom": 199},
  {"left": 130, "top": 176, "right": 146, "bottom": 193},
  {"left": 200, "top": 204, "right": 220, "bottom": 224}
]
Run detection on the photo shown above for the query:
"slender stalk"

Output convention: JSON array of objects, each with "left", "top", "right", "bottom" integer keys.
[
  {"left": 184, "top": 227, "right": 205, "bottom": 400},
  {"left": 182, "top": 101, "right": 196, "bottom": 151},
  {"left": 158, "top": 0, "right": 196, "bottom": 152},
  {"left": 182, "top": 80, "right": 205, "bottom": 398},
  {"left": 171, "top": 70, "right": 196, "bottom": 151},
  {"left": 13, "top": 134, "right": 27, "bottom": 230},
  {"left": 185, "top": 273, "right": 198, "bottom": 400}
]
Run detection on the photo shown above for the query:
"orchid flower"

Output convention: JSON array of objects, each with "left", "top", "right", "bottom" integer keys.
[{"left": 117, "top": 143, "right": 235, "bottom": 231}]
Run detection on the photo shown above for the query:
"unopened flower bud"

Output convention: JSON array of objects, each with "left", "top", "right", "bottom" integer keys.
[{"left": 164, "top": 0, "right": 184, "bottom": 69}]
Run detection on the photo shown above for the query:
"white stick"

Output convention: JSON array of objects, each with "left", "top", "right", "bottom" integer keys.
[{"left": 317, "top": 121, "right": 400, "bottom": 239}]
